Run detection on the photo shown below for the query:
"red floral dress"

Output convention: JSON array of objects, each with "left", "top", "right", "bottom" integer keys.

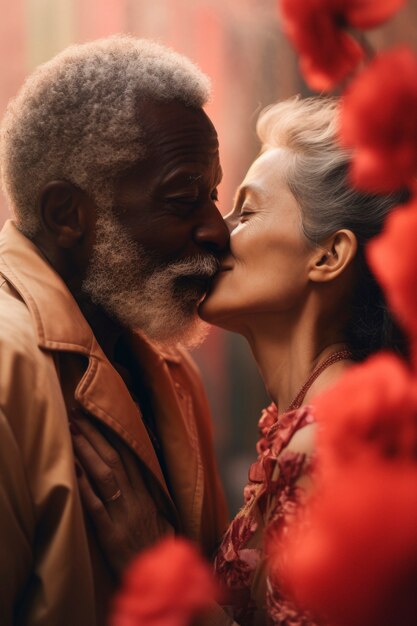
[{"left": 214, "top": 403, "right": 318, "bottom": 626}]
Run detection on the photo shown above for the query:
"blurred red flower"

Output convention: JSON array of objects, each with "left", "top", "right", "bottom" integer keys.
[
  {"left": 368, "top": 196, "right": 417, "bottom": 352},
  {"left": 110, "top": 538, "right": 217, "bottom": 626},
  {"left": 313, "top": 352, "right": 417, "bottom": 468},
  {"left": 272, "top": 353, "right": 417, "bottom": 626},
  {"left": 280, "top": 0, "right": 363, "bottom": 91},
  {"left": 279, "top": 0, "right": 405, "bottom": 92},
  {"left": 280, "top": 464, "right": 417, "bottom": 626},
  {"left": 344, "top": 0, "right": 406, "bottom": 28},
  {"left": 340, "top": 47, "right": 417, "bottom": 192}
]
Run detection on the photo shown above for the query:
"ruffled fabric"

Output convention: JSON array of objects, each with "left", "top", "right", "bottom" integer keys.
[{"left": 214, "top": 404, "right": 317, "bottom": 625}]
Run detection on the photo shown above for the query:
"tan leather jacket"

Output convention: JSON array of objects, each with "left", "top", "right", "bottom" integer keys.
[{"left": 0, "top": 220, "right": 228, "bottom": 626}]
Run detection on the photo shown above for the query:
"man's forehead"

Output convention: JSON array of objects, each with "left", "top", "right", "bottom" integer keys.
[
  {"left": 115, "top": 106, "right": 221, "bottom": 196},
  {"left": 162, "top": 166, "right": 223, "bottom": 187},
  {"left": 137, "top": 99, "right": 219, "bottom": 147}
]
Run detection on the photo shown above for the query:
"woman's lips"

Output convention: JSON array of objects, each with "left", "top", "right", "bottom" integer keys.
[{"left": 203, "top": 265, "right": 232, "bottom": 292}]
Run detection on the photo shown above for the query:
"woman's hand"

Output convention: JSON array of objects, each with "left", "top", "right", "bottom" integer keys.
[{"left": 70, "top": 413, "right": 167, "bottom": 580}]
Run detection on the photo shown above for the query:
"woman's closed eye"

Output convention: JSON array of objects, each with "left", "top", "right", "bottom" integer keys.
[
  {"left": 225, "top": 208, "right": 253, "bottom": 230},
  {"left": 239, "top": 208, "right": 255, "bottom": 222}
]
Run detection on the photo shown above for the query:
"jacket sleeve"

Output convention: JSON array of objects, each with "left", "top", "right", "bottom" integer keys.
[{"left": 0, "top": 407, "right": 35, "bottom": 626}]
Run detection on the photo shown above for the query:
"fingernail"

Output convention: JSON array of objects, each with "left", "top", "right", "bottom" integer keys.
[{"left": 69, "top": 421, "right": 81, "bottom": 436}]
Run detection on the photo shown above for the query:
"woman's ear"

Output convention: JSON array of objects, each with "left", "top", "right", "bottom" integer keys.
[
  {"left": 308, "top": 229, "right": 358, "bottom": 283},
  {"left": 39, "top": 180, "right": 92, "bottom": 248}
]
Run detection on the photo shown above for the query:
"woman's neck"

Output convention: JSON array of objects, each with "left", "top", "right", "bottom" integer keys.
[{"left": 244, "top": 310, "right": 353, "bottom": 413}]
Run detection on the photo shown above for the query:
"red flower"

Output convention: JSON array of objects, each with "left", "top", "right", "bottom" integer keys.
[
  {"left": 340, "top": 47, "right": 417, "bottom": 192},
  {"left": 280, "top": 0, "right": 363, "bottom": 91},
  {"left": 281, "top": 464, "right": 417, "bottom": 626},
  {"left": 313, "top": 353, "right": 417, "bottom": 468},
  {"left": 279, "top": 0, "right": 405, "bottom": 92},
  {"left": 368, "top": 196, "right": 417, "bottom": 351},
  {"left": 110, "top": 538, "right": 217, "bottom": 626},
  {"left": 344, "top": 0, "right": 406, "bottom": 28},
  {"left": 272, "top": 353, "right": 417, "bottom": 626}
]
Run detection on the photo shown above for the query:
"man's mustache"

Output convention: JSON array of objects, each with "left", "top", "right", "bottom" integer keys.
[{"left": 163, "top": 254, "right": 220, "bottom": 281}]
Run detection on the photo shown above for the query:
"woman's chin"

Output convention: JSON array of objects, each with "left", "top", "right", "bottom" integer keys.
[
  {"left": 198, "top": 294, "right": 240, "bottom": 333},
  {"left": 198, "top": 287, "right": 231, "bottom": 325},
  {"left": 199, "top": 273, "right": 241, "bottom": 328},
  {"left": 198, "top": 292, "right": 221, "bottom": 323}
]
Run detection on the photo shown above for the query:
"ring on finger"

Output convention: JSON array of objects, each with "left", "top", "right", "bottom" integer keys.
[{"left": 105, "top": 488, "right": 122, "bottom": 503}]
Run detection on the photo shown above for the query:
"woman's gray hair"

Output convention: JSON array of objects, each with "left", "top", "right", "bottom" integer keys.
[
  {"left": 0, "top": 35, "right": 211, "bottom": 237},
  {"left": 257, "top": 96, "right": 409, "bottom": 359}
]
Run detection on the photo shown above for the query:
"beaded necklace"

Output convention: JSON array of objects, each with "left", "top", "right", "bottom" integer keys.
[{"left": 285, "top": 349, "right": 353, "bottom": 413}]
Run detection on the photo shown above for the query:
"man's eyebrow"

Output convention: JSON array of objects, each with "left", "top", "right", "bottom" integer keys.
[
  {"left": 163, "top": 169, "right": 222, "bottom": 187},
  {"left": 187, "top": 174, "right": 202, "bottom": 183},
  {"left": 187, "top": 170, "right": 223, "bottom": 185},
  {"left": 160, "top": 171, "right": 201, "bottom": 187}
]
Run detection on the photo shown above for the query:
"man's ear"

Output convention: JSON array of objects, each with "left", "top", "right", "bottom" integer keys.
[
  {"left": 308, "top": 229, "right": 358, "bottom": 283},
  {"left": 39, "top": 180, "right": 91, "bottom": 248}
]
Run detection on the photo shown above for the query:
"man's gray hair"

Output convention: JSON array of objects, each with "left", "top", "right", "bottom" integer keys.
[{"left": 0, "top": 35, "right": 211, "bottom": 236}]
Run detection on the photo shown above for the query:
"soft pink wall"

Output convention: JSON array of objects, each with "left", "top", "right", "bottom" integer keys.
[
  {"left": 74, "top": 0, "right": 127, "bottom": 40},
  {"left": 0, "top": 0, "right": 26, "bottom": 224}
]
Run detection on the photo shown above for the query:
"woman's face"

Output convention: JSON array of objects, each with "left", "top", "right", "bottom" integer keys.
[{"left": 199, "top": 147, "right": 314, "bottom": 330}]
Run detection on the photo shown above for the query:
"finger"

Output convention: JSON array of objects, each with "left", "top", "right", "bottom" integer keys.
[
  {"left": 110, "top": 436, "right": 147, "bottom": 492},
  {"left": 71, "top": 422, "right": 123, "bottom": 502},
  {"left": 75, "top": 461, "right": 112, "bottom": 532},
  {"left": 71, "top": 415, "right": 131, "bottom": 492}
]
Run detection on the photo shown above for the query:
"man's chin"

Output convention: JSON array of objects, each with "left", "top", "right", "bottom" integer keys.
[
  {"left": 174, "top": 275, "right": 213, "bottom": 304},
  {"left": 136, "top": 314, "right": 211, "bottom": 351}
]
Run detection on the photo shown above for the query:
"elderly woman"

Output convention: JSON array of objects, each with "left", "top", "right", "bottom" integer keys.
[
  {"left": 73, "top": 96, "right": 406, "bottom": 625},
  {"left": 197, "top": 96, "right": 407, "bottom": 625}
]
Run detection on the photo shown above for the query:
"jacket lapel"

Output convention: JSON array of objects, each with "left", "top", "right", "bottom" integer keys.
[
  {"left": 74, "top": 335, "right": 170, "bottom": 493},
  {"left": 128, "top": 334, "right": 204, "bottom": 541}
]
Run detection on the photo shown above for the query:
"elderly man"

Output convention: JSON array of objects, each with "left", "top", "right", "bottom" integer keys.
[{"left": 0, "top": 36, "right": 229, "bottom": 625}]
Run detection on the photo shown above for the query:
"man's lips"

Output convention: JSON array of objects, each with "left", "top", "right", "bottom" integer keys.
[
  {"left": 189, "top": 275, "right": 212, "bottom": 286},
  {"left": 179, "top": 264, "right": 232, "bottom": 291},
  {"left": 177, "top": 273, "right": 213, "bottom": 290}
]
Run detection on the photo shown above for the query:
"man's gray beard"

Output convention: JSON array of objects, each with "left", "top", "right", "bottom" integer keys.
[{"left": 82, "top": 211, "right": 218, "bottom": 348}]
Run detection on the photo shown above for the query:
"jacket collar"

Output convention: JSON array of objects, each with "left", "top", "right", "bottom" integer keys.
[
  {"left": 0, "top": 220, "right": 94, "bottom": 352},
  {"left": 0, "top": 220, "right": 182, "bottom": 510}
]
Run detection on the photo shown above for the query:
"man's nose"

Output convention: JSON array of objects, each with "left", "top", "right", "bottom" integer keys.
[{"left": 193, "top": 208, "right": 230, "bottom": 254}]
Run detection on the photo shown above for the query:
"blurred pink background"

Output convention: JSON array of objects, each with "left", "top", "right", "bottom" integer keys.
[{"left": 1, "top": 0, "right": 416, "bottom": 512}]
